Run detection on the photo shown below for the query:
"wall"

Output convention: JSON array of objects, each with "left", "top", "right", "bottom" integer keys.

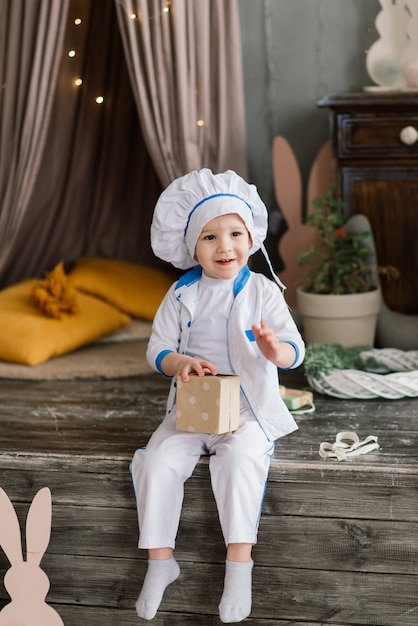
[{"left": 238, "top": 0, "right": 380, "bottom": 223}]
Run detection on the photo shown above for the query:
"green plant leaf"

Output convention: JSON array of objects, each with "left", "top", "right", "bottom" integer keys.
[{"left": 297, "top": 183, "right": 387, "bottom": 294}]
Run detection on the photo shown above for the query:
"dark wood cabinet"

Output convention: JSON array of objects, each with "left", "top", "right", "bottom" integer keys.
[{"left": 318, "top": 92, "right": 418, "bottom": 316}]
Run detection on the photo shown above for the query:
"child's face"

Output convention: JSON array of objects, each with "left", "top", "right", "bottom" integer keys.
[{"left": 194, "top": 213, "right": 252, "bottom": 279}]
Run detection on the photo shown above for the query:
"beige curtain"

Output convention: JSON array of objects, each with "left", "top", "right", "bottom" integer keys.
[
  {"left": 0, "top": 0, "right": 164, "bottom": 289},
  {"left": 0, "top": 0, "right": 248, "bottom": 288},
  {"left": 0, "top": 0, "right": 69, "bottom": 274},
  {"left": 115, "top": 0, "right": 248, "bottom": 187}
]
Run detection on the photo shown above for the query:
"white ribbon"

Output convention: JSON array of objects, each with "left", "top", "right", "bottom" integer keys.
[
  {"left": 260, "top": 243, "right": 287, "bottom": 291},
  {"left": 319, "top": 431, "right": 380, "bottom": 462}
]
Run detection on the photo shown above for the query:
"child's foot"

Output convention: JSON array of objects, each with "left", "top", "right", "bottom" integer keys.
[
  {"left": 136, "top": 557, "right": 180, "bottom": 620},
  {"left": 219, "top": 559, "right": 253, "bottom": 623}
]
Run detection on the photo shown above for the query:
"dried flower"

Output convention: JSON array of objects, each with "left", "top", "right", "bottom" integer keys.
[{"left": 31, "top": 261, "right": 78, "bottom": 319}]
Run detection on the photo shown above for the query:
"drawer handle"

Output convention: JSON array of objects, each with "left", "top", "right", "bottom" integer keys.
[{"left": 399, "top": 125, "right": 418, "bottom": 145}]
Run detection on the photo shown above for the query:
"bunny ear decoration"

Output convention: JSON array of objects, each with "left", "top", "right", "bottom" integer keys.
[
  {"left": 272, "top": 136, "right": 303, "bottom": 307},
  {"left": 272, "top": 136, "right": 303, "bottom": 229},
  {"left": 306, "top": 140, "right": 333, "bottom": 216},
  {"left": 273, "top": 137, "right": 334, "bottom": 309},
  {"left": 26, "top": 487, "right": 52, "bottom": 566},
  {"left": 0, "top": 488, "right": 24, "bottom": 566}
]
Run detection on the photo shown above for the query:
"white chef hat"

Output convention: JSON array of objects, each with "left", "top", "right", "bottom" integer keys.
[{"left": 150, "top": 168, "right": 285, "bottom": 288}]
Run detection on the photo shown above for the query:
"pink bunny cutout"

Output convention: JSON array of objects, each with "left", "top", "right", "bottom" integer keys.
[
  {"left": 273, "top": 137, "right": 332, "bottom": 308},
  {"left": 0, "top": 487, "right": 64, "bottom": 625}
]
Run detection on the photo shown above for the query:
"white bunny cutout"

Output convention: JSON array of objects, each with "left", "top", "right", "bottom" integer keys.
[{"left": 0, "top": 487, "right": 64, "bottom": 625}]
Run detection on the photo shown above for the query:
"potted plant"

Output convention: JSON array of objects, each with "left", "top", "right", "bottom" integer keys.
[{"left": 296, "top": 184, "right": 397, "bottom": 347}]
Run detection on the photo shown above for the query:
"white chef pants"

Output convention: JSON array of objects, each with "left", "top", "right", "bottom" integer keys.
[{"left": 131, "top": 412, "right": 274, "bottom": 549}]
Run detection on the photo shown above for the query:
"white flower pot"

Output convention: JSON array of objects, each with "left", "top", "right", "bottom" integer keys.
[{"left": 296, "top": 287, "right": 381, "bottom": 347}]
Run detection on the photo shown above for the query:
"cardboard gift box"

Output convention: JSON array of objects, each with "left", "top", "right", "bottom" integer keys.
[{"left": 176, "top": 374, "right": 240, "bottom": 434}]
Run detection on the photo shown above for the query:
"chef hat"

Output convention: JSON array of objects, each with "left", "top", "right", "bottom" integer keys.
[
  {"left": 151, "top": 168, "right": 268, "bottom": 269},
  {"left": 150, "top": 168, "right": 286, "bottom": 289}
]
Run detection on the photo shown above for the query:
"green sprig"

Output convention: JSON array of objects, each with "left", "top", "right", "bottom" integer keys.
[{"left": 303, "top": 343, "right": 380, "bottom": 378}]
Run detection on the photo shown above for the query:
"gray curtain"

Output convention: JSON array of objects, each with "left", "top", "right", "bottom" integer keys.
[
  {"left": 115, "top": 0, "right": 248, "bottom": 187},
  {"left": 0, "top": 0, "right": 69, "bottom": 275}
]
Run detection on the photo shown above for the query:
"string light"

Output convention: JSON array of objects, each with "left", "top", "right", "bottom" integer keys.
[
  {"left": 70, "top": 12, "right": 82, "bottom": 92},
  {"left": 68, "top": 2, "right": 174, "bottom": 101},
  {"left": 197, "top": 119, "right": 204, "bottom": 127},
  {"left": 117, "top": 0, "right": 170, "bottom": 21}
]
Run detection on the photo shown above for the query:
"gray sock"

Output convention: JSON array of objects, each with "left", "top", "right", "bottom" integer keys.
[
  {"left": 136, "top": 557, "right": 180, "bottom": 620},
  {"left": 219, "top": 559, "right": 253, "bottom": 623}
]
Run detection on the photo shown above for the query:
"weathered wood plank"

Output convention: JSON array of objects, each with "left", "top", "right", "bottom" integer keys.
[
  {"left": 1, "top": 372, "right": 417, "bottom": 471},
  {"left": 6, "top": 501, "right": 418, "bottom": 576},
  {"left": 2, "top": 559, "right": 417, "bottom": 625},
  {"left": 264, "top": 480, "right": 418, "bottom": 521},
  {"left": 256, "top": 515, "right": 418, "bottom": 575},
  {"left": 2, "top": 459, "right": 418, "bottom": 524},
  {"left": 55, "top": 604, "right": 337, "bottom": 626},
  {"left": 2, "top": 449, "right": 418, "bottom": 488}
]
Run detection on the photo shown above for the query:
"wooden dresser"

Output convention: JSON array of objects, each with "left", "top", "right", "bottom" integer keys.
[{"left": 318, "top": 92, "right": 418, "bottom": 316}]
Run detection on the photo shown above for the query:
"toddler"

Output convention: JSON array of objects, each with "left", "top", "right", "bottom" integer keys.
[{"left": 131, "top": 168, "right": 305, "bottom": 622}]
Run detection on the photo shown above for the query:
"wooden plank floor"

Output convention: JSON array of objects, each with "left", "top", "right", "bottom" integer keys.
[{"left": 0, "top": 367, "right": 417, "bottom": 625}]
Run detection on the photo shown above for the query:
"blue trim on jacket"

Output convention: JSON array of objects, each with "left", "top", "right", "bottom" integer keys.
[
  {"left": 175, "top": 264, "right": 250, "bottom": 295},
  {"left": 156, "top": 349, "right": 174, "bottom": 375},
  {"left": 234, "top": 265, "right": 250, "bottom": 297},
  {"left": 280, "top": 340, "right": 300, "bottom": 369},
  {"left": 175, "top": 265, "right": 202, "bottom": 289}
]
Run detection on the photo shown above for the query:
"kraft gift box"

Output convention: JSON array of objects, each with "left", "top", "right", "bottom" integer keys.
[
  {"left": 176, "top": 374, "right": 240, "bottom": 434},
  {"left": 279, "top": 385, "right": 314, "bottom": 410}
]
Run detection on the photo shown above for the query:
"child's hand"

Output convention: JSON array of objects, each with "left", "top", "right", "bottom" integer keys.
[
  {"left": 251, "top": 321, "right": 296, "bottom": 368},
  {"left": 161, "top": 352, "right": 217, "bottom": 382},
  {"left": 176, "top": 357, "right": 217, "bottom": 382},
  {"left": 252, "top": 321, "right": 280, "bottom": 362}
]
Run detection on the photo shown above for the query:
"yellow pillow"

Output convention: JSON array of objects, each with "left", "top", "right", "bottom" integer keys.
[
  {"left": 70, "top": 257, "right": 174, "bottom": 320},
  {"left": 0, "top": 279, "right": 131, "bottom": 366}
]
